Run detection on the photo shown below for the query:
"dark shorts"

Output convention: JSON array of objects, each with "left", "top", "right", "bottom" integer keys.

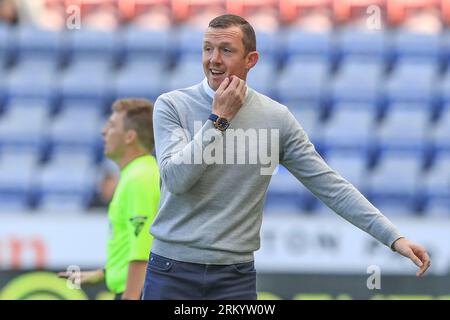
[{"left": 141, "top": 252, "right": 257, "bottom": 300}]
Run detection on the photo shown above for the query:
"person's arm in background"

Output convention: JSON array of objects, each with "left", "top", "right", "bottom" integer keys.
[
  {"left": 154, "top": 76, "right": 245, "bottom": 194},
  {"left": 279, "top": 108, "right": 431, "bottom": 276},
  {"left": 121, "top": 261, "right": 147, "bottom": 300},
  {"left": 57, "top": 269, "right": 104, "bottom": 284}
]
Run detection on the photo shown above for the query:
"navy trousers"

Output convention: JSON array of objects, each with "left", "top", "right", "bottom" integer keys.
[{"left": 142, "top": 252, "right": 257, "bottom": 300}]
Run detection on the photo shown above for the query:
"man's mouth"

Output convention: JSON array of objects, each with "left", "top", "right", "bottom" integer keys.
[{"left": 210, "top": 69, "right": 225, "bottom": 76}]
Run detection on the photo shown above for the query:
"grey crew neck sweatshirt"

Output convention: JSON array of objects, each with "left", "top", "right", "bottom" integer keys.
[{"left": 150, "top": 81, "right": 403, "bottom": 265}]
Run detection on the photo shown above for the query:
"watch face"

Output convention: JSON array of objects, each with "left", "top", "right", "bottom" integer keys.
[{"left": 216, "top": 117, "right": 230, "bottom": 130}]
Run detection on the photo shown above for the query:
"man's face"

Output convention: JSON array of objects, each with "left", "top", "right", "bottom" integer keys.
[
  {"left": 102, "top": 111, "right": 127, "bottom": 161},
  {"left": 202, "top": 26, "right": 251, "bottom": 91}
]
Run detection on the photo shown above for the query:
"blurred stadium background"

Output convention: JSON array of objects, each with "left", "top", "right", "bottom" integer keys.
[{"left": 0, "top": 0, "right": 449, "bottom": 300}]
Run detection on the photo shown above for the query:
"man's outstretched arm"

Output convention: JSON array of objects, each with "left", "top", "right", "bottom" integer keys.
[{"left": 280, "top": 108, "right": 431, "bottom": 276}]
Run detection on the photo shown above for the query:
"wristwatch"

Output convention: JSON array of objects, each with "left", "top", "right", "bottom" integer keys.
[{"left": 208, "top": 113, "right": 230, "bottom": 132}]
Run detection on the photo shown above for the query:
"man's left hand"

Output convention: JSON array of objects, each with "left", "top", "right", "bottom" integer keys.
[{"left": 392, "top": 238, "right": 431, "bottom": 277}]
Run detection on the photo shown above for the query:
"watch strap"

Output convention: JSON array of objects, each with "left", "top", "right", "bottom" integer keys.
[{"left": 208, "top": 113, "right": 219, "bottom": 122}]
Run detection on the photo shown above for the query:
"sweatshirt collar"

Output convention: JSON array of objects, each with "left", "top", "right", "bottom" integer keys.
[{"left": 202, "top": 78, "right": 215, "bottom": 99}]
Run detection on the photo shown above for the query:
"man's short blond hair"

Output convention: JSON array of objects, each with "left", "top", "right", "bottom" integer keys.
[{"left": 112, "top": 98, "right": 154, "bottom": 152}]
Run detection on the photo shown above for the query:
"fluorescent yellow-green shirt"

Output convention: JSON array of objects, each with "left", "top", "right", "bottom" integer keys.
[{"left": 105, "top": 155, "right": 160, "bottom": 294}]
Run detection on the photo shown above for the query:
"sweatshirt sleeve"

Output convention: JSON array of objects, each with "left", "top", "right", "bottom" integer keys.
[
  {"left": 279, "top": 108, "right": 403, "bottom": 249},
  {"left": 153, "top": 94, "right": 224, "bottom": 195}
]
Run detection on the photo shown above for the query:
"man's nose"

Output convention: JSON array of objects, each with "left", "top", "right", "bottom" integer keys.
[{"left": 210, "top": 48, "right": 222, "bottom": 65}]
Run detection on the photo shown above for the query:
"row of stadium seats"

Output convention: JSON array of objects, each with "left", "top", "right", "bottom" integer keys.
[
  {"left": 3, "top": 56, "right": 450, "bottom": 115},
  {"left": 0, "top": 99, "right": 448, "bottom": 156},
  {"left": 42, "top": 0, "right": 450, "bottom": 26},
  {"left": 0, "top": 148, "right": 98, "bottom": 211},
  {"left": 1, "top": 24, "right": 450, "bottom": 64},
  {"left": 0, "top": 100, "right": 104, "bottom": 158},
  {"left": 0, "top": 146, "right": 449, "bottom": 214}
]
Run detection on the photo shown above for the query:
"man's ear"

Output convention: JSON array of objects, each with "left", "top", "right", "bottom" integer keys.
[
  {"left": 125, "top": 130, "right": 138, "bottom": 145},
  {"left": 246, "top": 51, "right": 259, "bottom": 70}
]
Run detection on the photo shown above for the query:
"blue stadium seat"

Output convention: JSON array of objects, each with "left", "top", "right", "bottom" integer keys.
[
  {"left": 246, "top": 59, "right": 277, "bottom": 97},
  {"left": 337, "top": 29, "right": 387, "bottom": 62},
  {"left": 384, "top": 60, "right": 438, "bottom": 105},
  {"left": 6, "top": 59, "right": 57, "bottom": 101},
  {"left": 67, "top": 29, "right": 117, "bottom": 63},
  {"left": 391, "top": 30, "right": 443, "bottom": 64},
  {"left": 424, "top": 152, "right": 450, "bottom": 201},
  {"left": 60, "top": 58, "right": 112, "bottom": 104},
  {"left": 330, "top": 60, "right": 383, "bottom": 104},
  {"left": 0, "top": 149, "right": 38, "bottom": 210},
  {"left": 440, "top": 71, "right": 450, "bottom": 105},
  {"left": 255, "top": 31, "right": 278, "bottom": 61},
  {"left": 324, "top": 150, "right": 368, "bottom": 192},
  {"left": 175, "top": 26, "right": 204, "bottom": 60},
  {"left": 48, "top": 107, "right": 102, "bottom": 151},
  {"left": 0, "top": 51, "right": 4, "bottom": 70},
  {"left": 36, "top": 157, "right": 97, "bottom": 211},
  {"left": 0, "top": 23, "right": 10, "bottom": 66},
  {"left": 282, "top": 29, "right": 333, "bottom": 62},
  {"left": 0, "top": 146, "right": 40, "bottom": 165},
  {"left": 60, "top": 99, "right": 106, "bottom": 114},
  {"left": 321, "top": 104, "right": 375, "bottom": 152},
  {"left": 368, "top": 151, "right": 423, "bottom": 214},
  {"left": 288, "top": 103, "right": 321, "bottom": 141},
  {"left": 376, "top": 104, "right": 430, "bottom": 152},
  {"left": 426, "top": 199, "right": 450, "bottom": 217},
  {"left": 275, "top": 58, "right": 328, "bottom": 104},
  {"left": 0, "top": 99, "right": 49, "bottom": 151},
  {"left": 423, "top": 150, "right": 450, "bottom": 216},
  {"left": 114, "top": 59, "right": 165, "bottom": 101},
  {"left": 49, "top": 148, "right": 96, "bottom": 168},
  {"left": 121, "top": 26, "right": 170, "bottom": 61},
  {"left": 431, "top": 106, "right": 450, "bottom": 151},
  {"left": 0, "top": 69, "right": 6, "bottom": 108},
  {"left": 164, "top": 58, "right": 205, "bottom": 92},
  {"left": 14, "top": 27, "right": 63, "bottom": 62}
]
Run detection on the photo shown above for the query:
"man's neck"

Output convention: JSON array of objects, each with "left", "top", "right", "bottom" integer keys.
[{"left": 117, "top": 150, "right": 148, "bottom": 170}]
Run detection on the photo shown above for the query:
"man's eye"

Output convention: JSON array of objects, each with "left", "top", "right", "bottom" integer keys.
[
  {"left": 223, "top": 48, "right": 231, "bottom": 53},
  {"left": 204, "top": 47, "right": 211, "bottom": 52}
]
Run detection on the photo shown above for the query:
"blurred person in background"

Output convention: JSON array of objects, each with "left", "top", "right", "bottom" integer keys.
[
  {"left": 59, "top": 98, "right": 160, "bottom": 300},
  {"left": 402, "top": 8, "right": 443, "bottom": 33},
  {"left": 290, "top": 7, "right": 334, "bottom": 32},
  {"left": 81, "top": 1, "right": 119, "bottom": 31},
  {"left": 183, "top": 5, "right": 226, "bottom": 30},
  {"left": 245, "top": 8, "right": 279, "bottom": 33},
  {"left": 91, "top": 159, "right": 120, "bottom": 208},
  {"left": 142, "top": 14, "right": 431, "bottom": 300},
  {"left": 0, "top": 0, "right": 18, "bottom": 25},
  {"left": 0, "top": 0, "right": 65, "bottom": 30},
  {"left": 130, "top": 4, "right": 172, "bottom": 30},
  {"left": 4, "top": 0, "right": 119, "bottom": 31}
]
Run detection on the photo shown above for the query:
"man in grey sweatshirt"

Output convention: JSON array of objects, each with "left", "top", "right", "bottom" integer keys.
[{"left": 142, "top": 14, "right": 431, "bottom": 300}]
